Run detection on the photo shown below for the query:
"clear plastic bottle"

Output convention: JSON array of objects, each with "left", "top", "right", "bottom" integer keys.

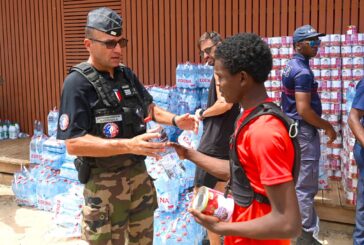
[
  {"left": 0, "top": 122, "right": 3, "bottom": 140},
  {"left": 47, "top": 107, "right": 59, "bottom": 137},
  {"left": 144, "top": 116, "right": 168, "bottom": 143},
  {"left": 9, "top": 124, "right": 17, "bottom": 139},
  {"left": 2, "top": 121, "right": 8, "bottom": 139}
]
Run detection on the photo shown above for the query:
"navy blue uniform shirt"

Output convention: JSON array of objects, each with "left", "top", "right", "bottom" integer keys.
[
  {"left": 281, "top": 53, "right": 322, "bottom": 120},
  {"left": 352, "top": 78, "right": 364, "bottom": 127}
]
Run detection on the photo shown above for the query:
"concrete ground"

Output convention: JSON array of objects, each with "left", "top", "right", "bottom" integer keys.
[{"left": 0, "top": 184, "right": 354, "bottom": 245}]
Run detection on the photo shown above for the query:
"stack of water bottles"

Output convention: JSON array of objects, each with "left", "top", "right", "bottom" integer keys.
[
  {"left": 12, "top": 108, "right": 84, "bottom": 238},
  {"left": 50, "top": 181, "right": 84, "bottom": 238},
  {"left": 0, "top": 119, "right": 26, "bottom": 140},
  {"left": 144, "top": 118, "right": 206, "bottom": 244},
  {"left": 59, "top": 152, "right": 78, "bottom": 181},
  {"left": 176, "top": 63, "right": 213, "bottom": 113}
]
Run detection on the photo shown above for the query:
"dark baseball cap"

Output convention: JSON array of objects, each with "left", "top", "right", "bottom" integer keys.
[
  {"left": 293, "top": 25, "right": 325, "bottom": 43},
  {"left": 86, "top": 7, "right": 122, "bottom": 37}
]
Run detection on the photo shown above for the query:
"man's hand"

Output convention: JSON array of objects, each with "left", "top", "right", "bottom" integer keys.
[
  {"left": 128, "top": 132, "right": 166, "bottom": 159},
  {"left": 175, "top": 113, "right": 199, "bottom": 133},
  {"left": 324, "top": 124, "right": 337, "bottom": 144},
  {"left": 167, "top": 142, "right": 188, "bottom": 159},
  {"left": 189, "top": 209, "right": 225, "bottom": 235}
]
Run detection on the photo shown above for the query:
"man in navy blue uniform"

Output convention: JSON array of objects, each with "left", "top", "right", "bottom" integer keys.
[
  {"left": 281, "top": 25, "right": 337, "bottom": 245},
  {"left": 348, "top": 77, "right": 364, "bottom": 245}
]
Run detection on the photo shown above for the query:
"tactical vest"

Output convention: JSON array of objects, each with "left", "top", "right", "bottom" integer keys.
[
  {"left": 225, "top": 102, "right": 301, "bottom": 207},
  {"left": 70, "top": 62, "right": 149, "bottom": 170}
]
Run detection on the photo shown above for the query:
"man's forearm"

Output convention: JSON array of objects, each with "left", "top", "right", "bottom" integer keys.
[
  {"left": 299, "top": 108, "right": 331, "bottom": 130},
  {"left": 348, "top": 109, "right": 364, "bottom": 146},
  {"left": 203, "top": 101, "right": 233, "bottom": 118},
  {"left": 185, "top": 148, "right": 230, "bottom": 180},
  {"left": 65, "top": 134, "right": 131, "bottom": 157}
]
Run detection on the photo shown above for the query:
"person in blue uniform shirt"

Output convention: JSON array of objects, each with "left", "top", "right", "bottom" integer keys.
[
  {"left": 348, "top": 77, "right": 364, "bottom": 245},
  {"left": 281, "top": 25, "right": 337, "bottom": 245},
  {"left": 57, "top": 7, "right": 197, "bottom": 245}
]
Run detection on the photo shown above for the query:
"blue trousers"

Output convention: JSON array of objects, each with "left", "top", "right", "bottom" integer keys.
[
  {"left": 295, "top": 121, "right": 321, "bottom": 235},
  {"left": 353, "top": 142, "right": 364, "bottom": 245}
]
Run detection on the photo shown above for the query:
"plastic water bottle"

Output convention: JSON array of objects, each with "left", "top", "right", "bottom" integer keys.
[
  {"left": 48, "top": 107, "right": 59, "bottom": 137},
  {"left": 14, "top": 123, "right": 20, "bottom": 137},
  {"left": 145, "top": 117, "right": 169, "bottom": 144},
  {"left": 178, "top": 101, "right": 190, "bottom": 115},
  {"left": 0, "top": 123, "right": 3, "bottom": 140},
  {"left": 2, "top": 122, "right": 8, "bottom": 139},
  {"left": 9, "top": 124, "right": 17, "bottom": 139},
  {"left": 200, "top": 87, "right": 209, "bottom": 110}
]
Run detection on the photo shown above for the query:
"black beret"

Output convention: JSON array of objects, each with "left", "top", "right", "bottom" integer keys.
[{"left": 86, "top": 7, "right": 122, "bottom": 37}]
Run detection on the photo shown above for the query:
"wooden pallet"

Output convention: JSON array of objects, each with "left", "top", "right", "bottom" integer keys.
[
  {"left": 315, "top": 179, "right": 356, "bottom": 225},
  {"left": 0, "top": 138, "right": 30, "bottom": 185}
]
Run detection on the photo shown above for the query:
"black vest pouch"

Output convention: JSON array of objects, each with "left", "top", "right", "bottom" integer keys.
[{"left": 121, "top": 106, "right": 147, "bottom": 138}]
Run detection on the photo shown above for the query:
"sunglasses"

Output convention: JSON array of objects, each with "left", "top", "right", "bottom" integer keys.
[
  {"left": 200, "top": 43, "right": 218, "bottom": 57},
  {"left": 89, "top": 37, "right": 128, "bottom": 49},
  {"left": 301, "top": 39, "right": 321, "bottom": 47}
]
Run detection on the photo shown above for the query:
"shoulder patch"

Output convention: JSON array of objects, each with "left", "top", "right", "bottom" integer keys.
[
  {"left": 282, "top": 65, "right": 292, "bottom": 77},
  {"left": 59, "top": 114, "right": 70, "bottom": 131}
]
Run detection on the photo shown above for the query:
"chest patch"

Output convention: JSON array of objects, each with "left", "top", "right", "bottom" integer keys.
[
  {"left": 95, "top": 115, "right": 122, "bottom": 124},
  {"left": 103, "top": 123, "right": 119, "bottom": 138}
]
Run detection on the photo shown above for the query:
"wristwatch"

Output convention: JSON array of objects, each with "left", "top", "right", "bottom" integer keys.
[{"left": 199, "top": 109, "right": 205, "bottom": 119}]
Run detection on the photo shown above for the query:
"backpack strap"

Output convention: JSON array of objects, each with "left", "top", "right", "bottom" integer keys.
[
  {"left": 70, "top": 62, "right": 119, "bottom": 108},
  {"left": 225, "top": 102, "right": 301, "bottom": 204}
]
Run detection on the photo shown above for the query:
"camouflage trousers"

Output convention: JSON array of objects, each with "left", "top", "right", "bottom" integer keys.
[{"left": 82, "top": 162, "right": 157, "bottom": 245}]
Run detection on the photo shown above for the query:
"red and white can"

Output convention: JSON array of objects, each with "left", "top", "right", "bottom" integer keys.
[
  {"left": 352, "top": 46, "right": 363, "bottom": 57},
  {"left": 279, "top": 47, "right": 290, "bottom": 59},
  {"left": 320, "top": 69, "right": 331, "bottom": 80},
  {"left": 331, "top": 70, "right": 341, "bottom": 80},
  {"left": 270, "top": 48, "right": 280, "bottom": 58},
  {"left": 353, "top": 69, "right": 363, "bottom": 80},
  {"left": 192, "top": 186, "right": 234, "bottom": 222},
  {"left": 341, "top": 46, "right": 352, "bottom": 57},
  {"left": 330, "top": 46, "right": 341, "bottom": 58},
  {"left": 353, "top": 57, "right": 364, "bottom": 69},
  {"left": 347, "top": 25, "right": 357, "bottom": 35},
  {"left": 311, "top": 58, "right": 320, "bottom": 69},
  {"left": 320, "top": 58, "right": 330, "bottom": 69},
  {"left": 272, "top": 59, "right": 281, "bottom": 69},
  {"left": 342, "top": 57, "right": 353, "bottom": 69},
  {"left": 329, "top": 34, "right": 341, "bottom": 46},
  {"left": 359, "top": 33, "right": 364, "bottom": 45},
  {"left": 341, "top": 69, "right": 353, "bottom": 80}
]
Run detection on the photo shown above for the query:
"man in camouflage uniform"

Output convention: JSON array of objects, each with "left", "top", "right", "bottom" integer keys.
[{"left": 57, "top": 7, "right": 197, "bottom": 245}]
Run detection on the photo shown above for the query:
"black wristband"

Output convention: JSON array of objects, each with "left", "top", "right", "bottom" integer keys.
[
  {"left": 172, "top": 115, "right": 178, "bottom": 127},
  {"left": 199, "top": 109, "right": 205, "bottom": 118}
]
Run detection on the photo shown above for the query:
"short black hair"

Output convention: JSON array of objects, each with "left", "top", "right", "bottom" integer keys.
[{"left": 214, "top": 33, "right": 272, "bottom": 84}]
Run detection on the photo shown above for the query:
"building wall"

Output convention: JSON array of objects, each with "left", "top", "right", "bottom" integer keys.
[{"left": 0, "top": 0, "right": 363, "bottom": 134}]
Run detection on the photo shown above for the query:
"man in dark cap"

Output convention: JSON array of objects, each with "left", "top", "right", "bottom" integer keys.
[
  {"left": 57, "top": 7, "right": 197, "bottom": 245},
  {"left": 281, "top": 24, "right": 337, "bottom": 244}
]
